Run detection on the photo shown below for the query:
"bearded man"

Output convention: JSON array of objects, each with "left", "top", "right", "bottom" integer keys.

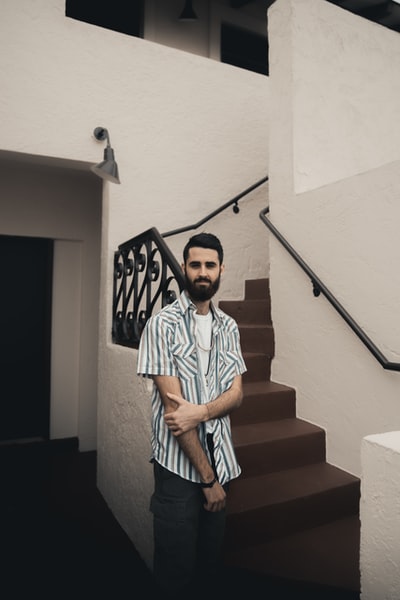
[{"left": 137, "top": 232, "right": 246, "bottom": 597}]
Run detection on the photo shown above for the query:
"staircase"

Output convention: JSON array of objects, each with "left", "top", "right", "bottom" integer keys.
[{"left": 219, "top": 278, "right": 361, "bottom": 594}]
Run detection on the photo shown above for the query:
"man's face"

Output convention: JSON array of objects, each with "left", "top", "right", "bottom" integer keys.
[{"left": 183, "top": 246, "right": 224, "bottom": 302}]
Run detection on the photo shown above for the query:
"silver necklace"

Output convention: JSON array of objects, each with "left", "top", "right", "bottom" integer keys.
[
  {"left": 196, "top": 336, "right": 214, "bottom": 352},
  {"left": 194, "top": 312, "right": 213, "bottom": 352}
]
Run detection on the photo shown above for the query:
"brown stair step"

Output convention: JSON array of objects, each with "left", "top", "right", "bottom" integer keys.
[
  {"left": 219, "top": 299, "right": 271, "bottom": 324},
  {"left": 242, "top": 352, "right": 271, "bottom": 382},
  {"left": 238, "top": 323, "right": 274, "bottom": 354},
  {"left": 244, "top": 278, "right": 269, "bottom": 300},
  {"left": 218, "top": 278, "right": 360, "bottom": 595},
  {"left": 227, "top": 462, "right": 359, "bottom": 515},
  {"left": 232, "top": 418, "right": 326, "bottom": 477},
  {"left": 225, "top": 463, "right": 360, "bottom": 547},
  {"left": 223, "top": 515, "right": 361, "bottom": 593},
  {"left": 232, "top": 381, "right": 296, "bottom": 425}
]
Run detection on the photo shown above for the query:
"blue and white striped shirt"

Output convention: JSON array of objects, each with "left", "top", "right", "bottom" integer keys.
[{"left": 137, "top": 290, "right": 247, "bottom": 485}]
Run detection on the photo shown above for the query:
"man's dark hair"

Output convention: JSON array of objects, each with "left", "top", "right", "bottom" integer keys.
[{"left": 183, "top": 233, "right": 224, "bottom": 264}]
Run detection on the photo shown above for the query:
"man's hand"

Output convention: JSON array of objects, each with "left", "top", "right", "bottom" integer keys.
[
  {"left": 202, "top": 481, "right": 226, "bottom": 512},
  {"left": 164, "top": 393, "right": 208, "bottom": 436}
]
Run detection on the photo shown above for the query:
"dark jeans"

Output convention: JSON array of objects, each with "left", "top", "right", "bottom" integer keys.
[{"left": 150, "top": 461, "right": 227, "bottom": 596}]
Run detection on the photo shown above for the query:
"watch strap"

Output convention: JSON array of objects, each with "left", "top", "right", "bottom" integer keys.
[{"left": 200, "top": 476, "right": 217, "bottom": 488}]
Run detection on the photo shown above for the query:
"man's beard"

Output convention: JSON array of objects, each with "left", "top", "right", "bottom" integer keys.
[{"left": 184, "top": 272, "right": 221, "bottom": 302}]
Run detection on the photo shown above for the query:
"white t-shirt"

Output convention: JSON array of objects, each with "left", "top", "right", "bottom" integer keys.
[
  {"left": 194, "top": 310, "right": 213, "bottom": 434},
  {"left": 193, "top": 310, "right": 213, "bottom": 376}
]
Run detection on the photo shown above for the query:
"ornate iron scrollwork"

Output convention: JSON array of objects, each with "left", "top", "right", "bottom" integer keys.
[{"left": 112, "top": 227, "right": 185, "bottom": 348}]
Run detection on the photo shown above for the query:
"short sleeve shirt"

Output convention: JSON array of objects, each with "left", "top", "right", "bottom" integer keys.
[{"left": 137, "top": 290, "right": 247, "bottom": 484}]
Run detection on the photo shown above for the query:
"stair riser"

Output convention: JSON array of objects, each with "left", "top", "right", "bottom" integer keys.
[
  {"left": 225, "top": 483, "right": 360, "bottom": 549},
  {"left": 243, "top": 355, "right": 271, "bottom": 382},
  {"left": 219, "top": 300, "right": 271, "bottom": 325},
  {"left": 239, "top": 325, "right": 274, "bottom": 355},
  {"left": 222, "top": 515, "right": 362, "bottom": 593},
  {"left": 244, "top": 278, "right": 269, "bottom": 300},
  {"left": 231, "top": 391, "right": 296, "bottom": 425},
  {"left": 234, "top": 432, "right": 326, "bottom": 478}
]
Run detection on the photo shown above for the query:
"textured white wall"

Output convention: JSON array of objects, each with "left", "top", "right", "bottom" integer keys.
[
  {"left": 0, "top": 0, "right": 269, "bottom": 566},
  {"left": 51, "top": 241, "right": 82, "bottom": 440},
  {"left": 0, "top": 159, "right": 101, "bottom": 450},
  {"left": 269, "top": 0, "right": 400, "bottom": 477},
  {"left": 361, "top": 432, "right": 400, "bottom": 599},
  {"left": 293, "top": 1, "right": 400, "bottom": 193},
  {"left": 268, "top": 1, "right": 400, "bottom": 594}
]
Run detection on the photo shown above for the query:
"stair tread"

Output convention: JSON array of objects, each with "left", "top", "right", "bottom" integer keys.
[
  {"left": 232, "top": 418, "right": 323, "bottom": 446},
  {"left": 222, "top": 298, "right": 269, "bottom": 305},
  {"left": 242, "top": 380, "right": 295, "bottom": 396},
  {"left": 228, "top": 463, "right": 360, "bottom": 514},
  {"left": 239, "top": 323, "right": 273, "bottom": 330}
]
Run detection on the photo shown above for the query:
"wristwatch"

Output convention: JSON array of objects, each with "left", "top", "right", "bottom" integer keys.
[{"left": 200, "top": 476, "right": 217, "bottom": 488}]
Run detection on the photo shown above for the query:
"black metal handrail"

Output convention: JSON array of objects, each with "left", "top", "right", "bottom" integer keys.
[
  {"left": 162, "top": 176, "right": 269, "bottom": 238},
  {"left": 112, "top": 227, "right": 185, "bottom": 348},
  {"left": 260, "top": 206, "right": 400, "bottom": 372}
]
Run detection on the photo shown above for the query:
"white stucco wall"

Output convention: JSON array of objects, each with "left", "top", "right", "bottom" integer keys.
[
  {"left": 269, "top": 0, "right": 400, "bottom": 478},
  {"left": 268, "top": 1, "right": 400, "bottom": 595},
  {"left": 360, "top": 432, "right": 400, "bottom": 599},
  {"left": 1, "top": 0, "right": 269, "bottom": 566},
  {"left": 0, "top": 159, "right": 101, "bottom": 450},
  {"left": 293, "top": 1, "right": 400, "bottom": 194}
]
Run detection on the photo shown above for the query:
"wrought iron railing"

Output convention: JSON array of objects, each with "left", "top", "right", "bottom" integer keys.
[
  {"left": 112, "top": 227, "right": 185, "bottom": 348},
  {"left": 260, "top": 206, "right": 400, "bottom": 372},
  {"left": 112, "top": 177, "right": 269, "bottom": 348}
]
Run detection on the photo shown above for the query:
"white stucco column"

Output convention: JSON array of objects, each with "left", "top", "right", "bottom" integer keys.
[{"left": 360, "top": 432, "right": 400, "bottom": 599}]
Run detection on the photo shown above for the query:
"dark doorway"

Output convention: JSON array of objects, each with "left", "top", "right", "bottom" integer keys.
[
  {"left": 221, "top": 22, "right": 269, "bottom": 75},
  {"left": 65, "top": 0, "right": 145, "bottom": 38},
  {"left": 0, "top": 235, "right": 53, "bottom": 442}
]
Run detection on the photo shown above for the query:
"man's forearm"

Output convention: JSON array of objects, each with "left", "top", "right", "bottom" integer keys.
[
  {"left": 164, "top": 374, "right": 243, "bottom": 435},
  {"left": 153, "top": 374, "right": 214, "bottom": 482},
  {"left": 203, "top": 374, "right": 243, "bottom": 421},
  {"left": 176, "top": 428, "right": 215, "bottom": 484}
]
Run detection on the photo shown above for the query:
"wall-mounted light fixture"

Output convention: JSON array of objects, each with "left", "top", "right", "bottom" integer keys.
[
  {"left": 91, "top": 127, "right": 120, "bottom": 184},
  {"left": 179, "top": 0, "right": 197, "bottom": 21}
]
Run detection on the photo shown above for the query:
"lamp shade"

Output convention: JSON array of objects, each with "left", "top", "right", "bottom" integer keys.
[
  {"left": 91, "top": 141, "right": 120, "bottom": 184},
  {"left": 179, "top": 0, "right": 197, "bottom": 21}
]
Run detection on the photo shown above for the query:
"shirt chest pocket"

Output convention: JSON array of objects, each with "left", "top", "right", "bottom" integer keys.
[
  {"left": 171, "top": 342, "right": 198, "bottom": 381},
  {"left": 216, "top": 350, "right": 239, "bottom": 390}
]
